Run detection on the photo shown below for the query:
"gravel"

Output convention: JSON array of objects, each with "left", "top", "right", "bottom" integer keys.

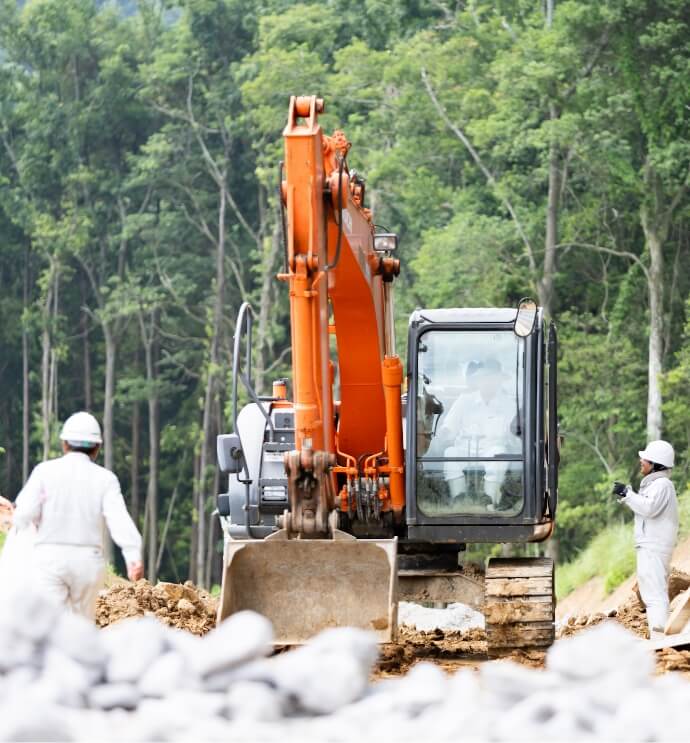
[
  {"left": 2, "top": 589, "right": 690, "bottom": 741},
  {"left": 398, "top": 600, "right": 485, "bottom": 632}
]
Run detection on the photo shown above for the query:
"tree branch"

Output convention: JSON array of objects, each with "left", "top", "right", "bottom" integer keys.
[
  {"left": 556, "top": 241, "right": 650, "bottom": 281},
  {"left": 421, "top": 67, "right": 537, "bottom": 275},
  {"left": 562, "top": 30, "right": 610, "bottom": 102},
  {"left": 561, "top": 428, "right": 612, "bottom": 475}
]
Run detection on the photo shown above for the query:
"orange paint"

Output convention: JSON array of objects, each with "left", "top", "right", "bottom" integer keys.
[{"left": 281, "top": 95, "right": 405, "bottom": 528}]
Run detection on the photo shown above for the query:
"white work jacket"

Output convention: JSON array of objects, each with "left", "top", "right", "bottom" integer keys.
[
  {"left": 622, "top": 470, "right": 678, "bottom": 556},
  {"left": 14, "top": 452, "right": 142, "bottom": 564},
  {"left": 443, "top": 389, "right": 521, "bottom": 457}
]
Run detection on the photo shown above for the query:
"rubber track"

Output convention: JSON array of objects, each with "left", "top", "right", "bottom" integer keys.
[{"left": 484, "top": 557, "right": 555, "bottom": 657}]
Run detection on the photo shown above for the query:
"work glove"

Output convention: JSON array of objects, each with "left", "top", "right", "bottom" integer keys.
[
  {"left": 127, "top": 560, "right": 144, "bottom": 582},
  {"left": 612, "top": 481, "right": 628, "bottom": 499}
]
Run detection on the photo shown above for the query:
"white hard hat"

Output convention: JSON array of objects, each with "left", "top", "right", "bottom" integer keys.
[
  {"left": 59, "top": 411, "right": 103, "bottom": 446},
  {"left": 638, "top": 440, "right": 674, "bottom": 468}
]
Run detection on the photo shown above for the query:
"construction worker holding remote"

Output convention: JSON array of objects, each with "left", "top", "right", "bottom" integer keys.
[{"left": 613, "top": 440, "right": 678, "bottom": 638}]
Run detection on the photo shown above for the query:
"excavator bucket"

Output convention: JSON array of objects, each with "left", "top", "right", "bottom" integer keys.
[{"left": 217, "top": 536, "right": 398, "bottom": 643}]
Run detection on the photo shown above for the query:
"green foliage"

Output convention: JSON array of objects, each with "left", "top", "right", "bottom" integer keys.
[
  {"left": 0, "top": 0, "right": 688, "bottom": 584},
  {"left": 556, "top": 522, "right": 636, "bottom": 599}
]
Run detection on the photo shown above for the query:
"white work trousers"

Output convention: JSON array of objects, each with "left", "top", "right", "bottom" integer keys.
[
  {"left": 636, "top": 547, "right": 671, "bottom": 632},
  {"left": 32, "top": 544, "right": 105, "bottom": 620}
]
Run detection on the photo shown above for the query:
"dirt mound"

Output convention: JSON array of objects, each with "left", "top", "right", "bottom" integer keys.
[
  {"left": 96, "top": 580, "right": 218, "bottom": 635},
  {"left": 460, "top": 561, "right": 485, "bottom": 583},
  {"left": 375, "top": 626, "right": 487, "bottom": 679},
  {"left": 656, "top": 647, "right": 690, "bottom": 675},
  {"left": 558, "top": 567, "right": 690, "bottom": 642},
  {"left": 557, "top": 568, "right": 690, "bottom": 677},
  {"left": 559, "top": 596, "right": 647, "bottom": 641},
  {"left": 373, "top": 625, "right": 546, "bottom": 679}
]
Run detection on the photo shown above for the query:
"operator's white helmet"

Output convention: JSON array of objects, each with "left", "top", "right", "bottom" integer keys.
[
  {"left": 59, "top": 411, "right": 103, "bottom": 446},
  {"left": 638, "top": 440, "right": 674, "bottom": 468}
]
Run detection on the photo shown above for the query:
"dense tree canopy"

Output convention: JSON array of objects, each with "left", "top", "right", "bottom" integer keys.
[{"left": 0, "top": 0, "right": 688, "bottom": 580}]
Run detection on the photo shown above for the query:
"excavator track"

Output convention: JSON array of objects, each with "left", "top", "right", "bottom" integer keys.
[{"left": 484, "top": 557, "right": 555, "bottom": 657}]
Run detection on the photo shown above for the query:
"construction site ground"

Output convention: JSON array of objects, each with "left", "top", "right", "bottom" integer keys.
[{"left": 94, "top": 536, "right": 690, "bottom": 682}]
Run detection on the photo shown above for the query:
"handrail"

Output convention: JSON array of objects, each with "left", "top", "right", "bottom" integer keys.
[
  {"left": 232, "top": 302, "right": 253, "bottom": 434},
  {"left": 232, "top": 302, "right": 275, "bottom": 442}
]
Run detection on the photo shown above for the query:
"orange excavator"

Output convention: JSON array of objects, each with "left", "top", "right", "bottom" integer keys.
[{"left": 216, "top": 96, "right": 559, "bottom": 654}]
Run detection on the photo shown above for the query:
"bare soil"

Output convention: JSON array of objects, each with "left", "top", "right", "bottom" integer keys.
[
  {"left": 96, "top": 579, "right": 218, "bottom": 635},
  {"left": 557, "top": 567, "right": 690, "bottom": 676},
  {"left": 95, "top": 557, "right": 690, "bottom": 680},
  {"left": 373, "top": 626, "right": 546, "bottom": 680}
]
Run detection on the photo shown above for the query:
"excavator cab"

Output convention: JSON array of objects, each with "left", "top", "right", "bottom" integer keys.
[
  {"left": 402, "top": 301, "right": 559, "bottom": 654},
  {"left": 405, "top": 302, "right": 558, "bottom": 542}
]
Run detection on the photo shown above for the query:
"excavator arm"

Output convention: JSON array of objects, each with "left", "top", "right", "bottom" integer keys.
[{"left": 278, "top": 95, "right": 404, "bottom": 537}]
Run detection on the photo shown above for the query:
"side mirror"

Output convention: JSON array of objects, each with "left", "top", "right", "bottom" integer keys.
[
  {"left": 217, "top": 433, "right": 244, "bottom": 474},
  {"left": 514, "top": 297, "right": 538, "bottom": 338}
]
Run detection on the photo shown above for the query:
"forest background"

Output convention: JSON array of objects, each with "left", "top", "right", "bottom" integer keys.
[{"left": 0, "top": 0, "right": 688, "bottom": 589}]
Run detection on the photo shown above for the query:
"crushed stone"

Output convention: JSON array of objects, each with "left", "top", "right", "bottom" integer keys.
[
  {"left": 5, "top": 591, "right": 690, "bottom": 742},
  {"left": 398, "top": 601, "right": 485, "bottom": 632}
]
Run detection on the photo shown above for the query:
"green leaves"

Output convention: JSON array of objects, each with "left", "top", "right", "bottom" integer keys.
[{"left": 0, "top": 0, "right": 688, "bottom": 579}]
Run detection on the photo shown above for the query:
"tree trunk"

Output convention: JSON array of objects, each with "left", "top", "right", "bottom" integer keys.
[
  {"left": 41, "top": 321, "right": 51, "bottom": 461},
  {"left": 190, "top": 452, "right": 200, "bottom": 583},
  {"left": 640, "top": 160, "right": 672, "bottom": 442},
  {"left": 52, "top": 275, "right": 60, "bottom": 425},
  {"left": 147, "top": 344, "right": 160, "bottom": 582},
  {"left": 103, "top": 325, "right": 116, "bottom": 471},
  {"left": 197, "top": 183, "right": 227, "bottom": 587},
  {"left": 102, "top": 324, "right": 116, "bottom": 565},
  {"left": 146, "top": 395, "right": 160, "bottom": 582},
  {"left": 645, "top": 228, "right": 664, "bottom": 440},
  {"left": 22, "top": 247, "right": 30, "bottom": 483},
  {"left": 5, "top": 419, "right": 12, "bottom": 496},
  {"left": 254, "top": 224, "right": 282, "bottom": 394},
  {"left": 131, "top": 400, "right": 140, "bottom": 524},
  {"left": 81, "top": 278, "right": 92, "bottom": 410},
  {"left": 140, "top": 311, "right": 160, "bottom": 582},
  {"left": 197, "top": 368, "right": 215, "bottom": 587},
  {"left": 540, "top": 123, "right": 560, "bottom": 319},
  {"left": 204, "top": 396, "right": 223, "bottom": 587},
  {"left": 40, "top": 264, "right": 57, "bottom": 461}
]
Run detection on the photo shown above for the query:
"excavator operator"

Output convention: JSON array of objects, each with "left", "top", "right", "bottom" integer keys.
[{"left": 441, "top": 358, "right": 522, "bottom": 510}]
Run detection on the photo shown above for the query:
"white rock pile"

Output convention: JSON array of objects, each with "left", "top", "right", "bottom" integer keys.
[
  {"left": 1, "top": 592, "right": 690, "bottom": 742},
  {"left": 398, "top": 600, "right": 485, "bottom": 632}
]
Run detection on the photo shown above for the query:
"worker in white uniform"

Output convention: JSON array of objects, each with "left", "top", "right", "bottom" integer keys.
[
  {"left": 613, "top": 440, "right": 678, "bottom": 637},
  {"left": 440, "top": 359, "right": 521, "bottom": 508},
  {"left": 13, "top": 411, "right": 143, "bottom": 619}
]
